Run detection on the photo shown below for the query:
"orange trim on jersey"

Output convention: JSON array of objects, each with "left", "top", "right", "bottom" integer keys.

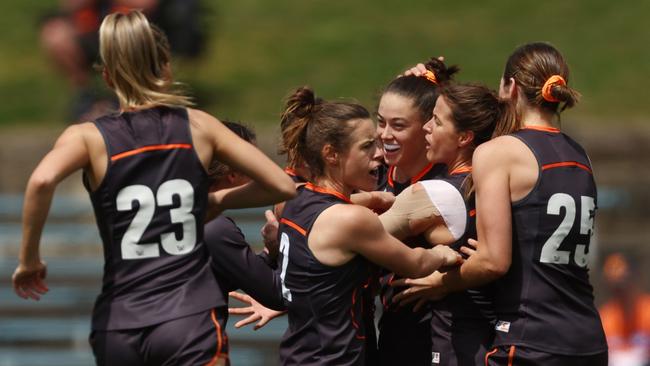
[
  {"left": 387, "top": 273, "right": 396, "bottom": 285},
  {"left": 280, "top": 218, "right": 307, "bottom": 236},
  {"left": 450, "top": 166, "right": 472, "bottom": 175},
  {"left": 507, "top": 345, "right": 516, "bottom": 366},
  {"left": 542, "top": 161, "right": 592, "bottom": 174},
  {"left": 350, "top": 288, "right": 366, "bottom": 340},
  {"left": 111, "top": 143, "right": 192, "bottom": 162},
  {"left": 304, "top": 183, "right": 352, "bottom": 203},
  {"left": 411, "top": 163, "right": 435, "bottom": 184},
  {"left": 469, "top": 209, "right": 476, "bottom": 217},
  {"left": 204, "top": 309, "right": 229, "bottom": 366},
  {"left": 522, "top": 125, "right": 560, "bottom": 133},
  {"left": 388, "top": 163, "right": 435, "bottom": 187},
  {"left": 284, "top": 167, "right": 298, "bottom": 176},
  {"left": 387, "top": 166, "right": 396, "bottom": 188},
  {"left": 485, "top": 347, "right": 498, "bottom": 366}
]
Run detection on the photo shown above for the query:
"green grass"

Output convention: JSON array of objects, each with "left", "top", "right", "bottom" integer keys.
[{"left": 1, "top": 0, "right": 648, "bottom": 127}]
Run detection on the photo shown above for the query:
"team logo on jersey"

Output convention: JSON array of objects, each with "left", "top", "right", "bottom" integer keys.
[
  {"left": 431, "top": 352, "right": 440, "bottom": 364},
  {"left": 495, "top": 320, "right": 511, "bottom": 333}
]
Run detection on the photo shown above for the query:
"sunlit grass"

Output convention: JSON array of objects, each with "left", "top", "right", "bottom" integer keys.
[{"left": 1, "top": 0, "right": 648, "bottom": 126}]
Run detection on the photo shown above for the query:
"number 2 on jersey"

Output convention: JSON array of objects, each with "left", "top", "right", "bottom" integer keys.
[
  {"left": 539, "top": 193, "right": 595, "bottom": 267},
  {"left": 279, "top": 233, "right": 292, "bottom": 302},
  {"left": 117, "top": 179, "right": 197, "bottom": 260}
]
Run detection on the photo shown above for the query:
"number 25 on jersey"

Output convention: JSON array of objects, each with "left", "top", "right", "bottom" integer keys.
[{"left": 540, "top": 193, "right": 595, "bottom": 267}]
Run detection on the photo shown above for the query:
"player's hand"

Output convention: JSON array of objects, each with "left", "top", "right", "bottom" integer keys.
[
  {"left": 431, "top": 245, "right": 464, "bottom": 267},
  {"left": 368, "top": 191, "right": 395, "bottom": 212},
  {"left": 228, "top": 291, "right": 285, "bottom": 330},
  {"left": 351, "top": 191, "right": 395, "bottom": 213},
  {"left": 461, "top": 239, "right": 478, "bottom": 258},
  {"left": 261, "top": 210, "right": 279, "bottom": 259},
  {"left": 12, "top": 260, "right": 49, "bottom": 300},
  {"left": 402, "top": 56, "right": 445, "bottom": 77},
  {"left": 391, "top": 271, "right": 447, "bottom": 311}
]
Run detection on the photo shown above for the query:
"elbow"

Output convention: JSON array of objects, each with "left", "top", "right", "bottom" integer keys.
[
  {"left": 281, "top": 185, "right": 297, "bottom": 200},
  {"left": 483, "top": 258, "right": 510, "bottom": 280},
  {"left": 28, "top": 173, "right": 57, "bottom": 194},
  {"left": 277, "top": 179, "right": 297, "bottom": 201}
]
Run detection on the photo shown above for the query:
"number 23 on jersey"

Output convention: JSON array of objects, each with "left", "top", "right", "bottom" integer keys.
[{"left": 117, "top": 179, "right": 197, "bottom": 260}]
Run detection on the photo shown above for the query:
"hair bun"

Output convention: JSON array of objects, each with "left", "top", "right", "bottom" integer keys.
[
  {"left": 424, "top": 57, "right": 460, "bottom": 84},
  {"left": 283, "top": 86, "right": 320, "bottom": 121}
]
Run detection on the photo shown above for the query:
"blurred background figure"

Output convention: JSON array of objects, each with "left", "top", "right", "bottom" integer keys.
[
  {"left": 599, "top": 252, "right": 650, "bottom": 366},
  {"left": 39, "top": 0, "right": 206, "bottom": 123}
]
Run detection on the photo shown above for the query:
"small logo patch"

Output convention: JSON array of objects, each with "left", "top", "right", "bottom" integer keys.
[
  {"left": 495, "top": 320, "right": 511, "bottom": 333},
  {"left": 431, "top": 352, "right": 440, "bottom": 364}
]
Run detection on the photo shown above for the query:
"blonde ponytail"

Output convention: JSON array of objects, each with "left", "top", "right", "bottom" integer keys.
[{"left": 99, "top": 11, "right": 193, "bottom": 109}]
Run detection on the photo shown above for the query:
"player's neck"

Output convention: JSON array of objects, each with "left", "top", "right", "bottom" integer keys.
[
  {"left": 393, "top": 155, "right": 430, "bottom": 183},
  {"left": 447, "top": 154, "right": 472, "bottom": 175},
  {"left": 520, "top": 105, "right": 558, "bottom": 130},
  {"left": 312, "top": 177, "right": 350, "bottom": 198}
]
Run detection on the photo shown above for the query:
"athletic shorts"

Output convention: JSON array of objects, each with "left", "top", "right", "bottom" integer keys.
[
  {"left": 378, "top": 314, "right": 431, "bottom": 366},
  {"left": 430, "top": 316, "right": 494, "bottom": 366},
  {"left": 90, "top": 308, "right": 229, "bottom": 366},
  {"left": 484, "top": 345, "right": 607, "bottom": 366}
]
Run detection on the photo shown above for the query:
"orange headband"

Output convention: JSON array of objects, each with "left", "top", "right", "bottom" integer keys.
[
  {"left": 421, "top": 70, "right": 438, "bottom": 84},
  {"left": 541, "top": 75, "right": 566, "bottom": 103}
]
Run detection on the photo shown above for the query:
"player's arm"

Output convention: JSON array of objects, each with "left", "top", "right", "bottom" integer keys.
[
  {"left": 350, "top": 190, "right": 395, "bottom": 213},
  {"left": 378, "top": 183, "right": 451, "bottom": 242},
  {"left": 190, "top": 109, "right": 295, "bottom": 212},
  {"left": 393, "top": 140, "right": 513, "bottom": 301},
  {"left": 205, "top": 217, "right": 285, "bottom": 310},
  {"left": 319, "top": 205, "right": 461, "bottom": 279},
  {"left": 441, "top": 139, "right": 513, "bottom": 289},
  {"left": 14, "top": 124, "right": 92, "bottom": 300}
]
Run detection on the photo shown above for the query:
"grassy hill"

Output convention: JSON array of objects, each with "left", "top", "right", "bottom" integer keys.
[{"left": 1, "top": 0, "right": 648, "bottom": 127}]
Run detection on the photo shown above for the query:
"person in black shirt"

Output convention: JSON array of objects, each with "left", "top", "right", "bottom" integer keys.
[
  {"left": 375, "top": 57, "right": 458, "bottom": 365},
  {"left": 404, "top": 42, "right": 607, "bottom": 366},
  {"left": 13, "top": 11, "right": 295, "bottom": 366},
  {"left": 275, "top": 86, "right": 461, "bottom": 366},
  {"left": 203, "top": 121, "right": 286, "bottom": 348},
  {"left": 383, "top": 83, "right": 517, "bottom": 365}
]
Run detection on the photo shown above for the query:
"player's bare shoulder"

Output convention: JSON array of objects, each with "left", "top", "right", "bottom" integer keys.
[
  {"left": 314, "top": 203, "right": 382, "bottom": 242},
  {"left": 187, "top": 108, "right": 220, "bottom": 132},
  {"left": 473, "top": 135, "right": 529, "bottom": 169}
]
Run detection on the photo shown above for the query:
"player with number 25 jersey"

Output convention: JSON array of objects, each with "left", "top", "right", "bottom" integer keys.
[{"left": 491, "top": 127, "right": 607, "bottom": 356}]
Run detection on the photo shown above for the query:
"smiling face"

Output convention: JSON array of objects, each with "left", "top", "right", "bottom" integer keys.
[
  {"left": 376, "top": 92, "right": 429, "bottom": 173},
  {"left": 423, "top": 96, "right": 462, "bottom": 165},
  {"left": 339, "top": 118, "right": 383, "bottom": 192}
]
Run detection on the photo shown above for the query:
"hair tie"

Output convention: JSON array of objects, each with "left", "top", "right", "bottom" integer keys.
[
  {"left": 421, "top": 70, "right": 438, "bottom": 84},
  {"left": 541, "top": 75, "right": 566, "bottom": 102}
]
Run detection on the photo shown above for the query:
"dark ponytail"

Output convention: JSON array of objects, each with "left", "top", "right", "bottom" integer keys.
[
  {"left": 423, "top": 57, "right": 460, "bottom": 84},
  {"left": 438, "top": 83, "right": 519, "bottom": 197},
  {"left": 279, "top": 86, "right": 370, "bottom": 177},
  {"left": 382, "top": 57, "right": 460, "bottom": 122},
  {"left": 279, "top": 86, "right": 320, "bottom": 170},
  {"left": 503, "top": 42, "right": 581, "bottom": 115}
]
